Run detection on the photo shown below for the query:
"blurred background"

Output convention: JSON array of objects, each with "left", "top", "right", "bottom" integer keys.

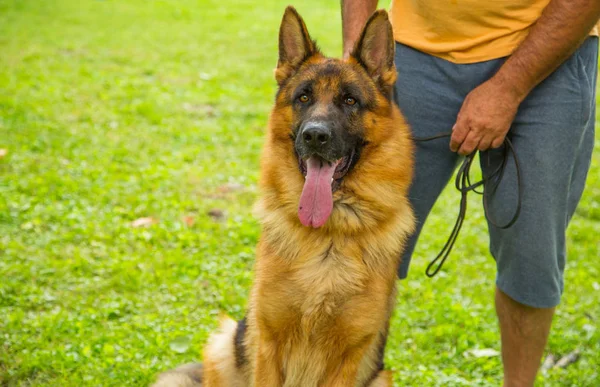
[{"left": 0, "top": 0, "right": 598, "bottom": 385}]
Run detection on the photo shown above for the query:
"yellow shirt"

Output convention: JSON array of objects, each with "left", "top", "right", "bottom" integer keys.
[{"left": 390, "top": 0, "right": 599, "bottom": 63}]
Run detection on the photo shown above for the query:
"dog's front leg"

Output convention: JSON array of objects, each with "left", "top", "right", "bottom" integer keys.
[
  {"left": 254, "top": 337, "right": 283, "bottom": 387},
  {"left": 322, "top": 336, "right": 374, "bottom": 387}
]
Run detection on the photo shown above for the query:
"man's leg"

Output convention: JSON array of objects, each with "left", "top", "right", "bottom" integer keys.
[
  {"left": 481, "top": 37, "right": 598, "bottom": 385},
  {"left": 393, "top": 43, "right": 466, "bottom": 278},
  {"left": 495, "top": 288, "right": 555, "bottom": 387}
]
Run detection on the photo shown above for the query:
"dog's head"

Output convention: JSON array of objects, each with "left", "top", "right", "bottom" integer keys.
[{"left": 259, "top": 7, "right": 413, "bottom": 233}]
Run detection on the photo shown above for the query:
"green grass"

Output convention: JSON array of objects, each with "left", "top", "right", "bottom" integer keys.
[{"left": 0, "top": 0, "right": 598, "bottom": 385}]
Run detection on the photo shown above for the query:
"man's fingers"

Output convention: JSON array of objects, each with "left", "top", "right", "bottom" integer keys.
[
  {"left": 477, "top": 136, "right": 493, "bottom": 151},
  {"left": 458, "top": 132, "right": 480, "bottom": 155},
  {"left": 450, "top": 122, "right": 469, "bottom": 152},
  {"left": 491, "top": 137, "right": 505, "bottom": 149}
]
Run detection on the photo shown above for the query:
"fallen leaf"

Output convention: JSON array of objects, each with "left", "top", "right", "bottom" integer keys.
[
  {"left": 553, "top": 349, "right": 581, "bottom": 369},
  {"left": 20, "top": 222, "right": 34, "bottom": 230},
  {"left": 0, "top": 149, "right": 7, "bottom": 158},
  {"left": 130, "top": 217, "right": 157, "bottom": 228},
  {"left": 169, "top": 335, "right": 191, "bottom": 354},
  {"left": 207, "top": 209, "right": 225, "bottom": 221},
  {"left": 541, "top": 354, "right": 556, "bottom": 372},
  {"left": 463, "top": 348, "right": 500, "bottom": 358},
  {"left": 182, "top": 215, "right": 195, "bottom": 227},
  {"left": 217, "top": 183, "right": 245, "bottom": 193},
  {"left": 182, "top": 103, "right": 217, "bottom": 117}
]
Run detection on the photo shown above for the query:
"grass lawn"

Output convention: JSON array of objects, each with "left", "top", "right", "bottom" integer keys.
[{"left": 1, "top": 0, "right": 599, "bottom": 385}]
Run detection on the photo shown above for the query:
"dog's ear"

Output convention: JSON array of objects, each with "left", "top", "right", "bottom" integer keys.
[
  {"left": 351, "top": 10, "right": 396, "bottom": 89},
  {"left": 275, "top": 6, "right": 318, "bottom": 85}
]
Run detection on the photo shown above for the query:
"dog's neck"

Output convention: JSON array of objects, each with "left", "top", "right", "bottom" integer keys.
[{"left": 254, "top": 193, "right": 413, "bottom": 271}]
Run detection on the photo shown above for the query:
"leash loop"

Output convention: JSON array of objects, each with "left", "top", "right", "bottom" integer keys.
[{"left": 412, "top": 132, "right": 522, "bottom": 277}]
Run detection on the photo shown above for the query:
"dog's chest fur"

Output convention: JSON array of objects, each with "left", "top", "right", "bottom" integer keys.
[
  {"left": 257, "top": 222, "right": 401, "bottom": 335},
  {"left": 253, "top": 215, "right": 407, "bottom": 385},
  {"left": 264, "top": 242, "right": 393, "bottom": 387},
  {"left": 293, "top": 246, "right": 367, "bottom": 328}
]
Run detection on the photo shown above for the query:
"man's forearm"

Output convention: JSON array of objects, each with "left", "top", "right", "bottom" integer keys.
[
  {"left": 493, "top": 0, "right": 600, "bottom": 102},
  {"left": 341, "top": 0, "right": 378, "bottom": 58}
]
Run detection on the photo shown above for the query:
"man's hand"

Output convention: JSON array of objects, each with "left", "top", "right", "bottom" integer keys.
[
  {"left": 450, "top": 76, "right": 522, "bottom": 155},
  {"left": 451, "top": 0, "right": 600, "bottom": 155}
]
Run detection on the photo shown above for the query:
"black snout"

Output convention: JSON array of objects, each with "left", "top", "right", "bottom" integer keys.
[{"left": 302, "top": 122, "right": 331, "bottom": 152}]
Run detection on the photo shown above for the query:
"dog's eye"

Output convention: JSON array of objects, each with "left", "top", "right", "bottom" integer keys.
[
  {"left": 344, "top": 96, "right": 356, "bottom": 106},
  {"left": 298, "top": 94, "right": 310, "bottom": 103}
]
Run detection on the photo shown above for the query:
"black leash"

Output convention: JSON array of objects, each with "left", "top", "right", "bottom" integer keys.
[{"left": 411, "top": 131, "right": 523, "bottom": 277}]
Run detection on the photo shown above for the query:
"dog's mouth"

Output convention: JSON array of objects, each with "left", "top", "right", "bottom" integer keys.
[
  {"left": 298, "top": 149, "right": 356, "bottom": 191},
  {"left": 296, "top": 150, "right": 358, "bottom": 228}
]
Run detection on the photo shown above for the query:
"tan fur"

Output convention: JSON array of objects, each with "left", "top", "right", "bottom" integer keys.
[
  {"left": 154, "top": 7, "right": 413, "bottom": 387},
  {"left": 153, "top": 363, "right": 204, "bottom": 387}
]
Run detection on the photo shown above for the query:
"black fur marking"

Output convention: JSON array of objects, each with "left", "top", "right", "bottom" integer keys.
[
  {"left": 375, "top": 330, "right": 388, "bottom": 371},
  {"left": 292, "top": 80, "right": 315, "bottom": 102},
  {"left": 364, "top": 328, "right": 389, "bottom": 386},
  {"left": 340, "top": 83, "right": 368, "bottom": 106},
  {"left": 234, "top": 317, "right": 248, "bottom": 368},
  {"left": 315, "top": 63, "right": 342, "bottom": 78},
  {"left": 320, "top": 242, "right": 334, "bottom": 262}
]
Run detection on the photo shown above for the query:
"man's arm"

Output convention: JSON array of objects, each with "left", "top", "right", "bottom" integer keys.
[
  {"left": 451, "top": 0, "right": 600, "bottom": 155},
  {"left": 341, "top": 0, "right": 378, "bottom": 58}
]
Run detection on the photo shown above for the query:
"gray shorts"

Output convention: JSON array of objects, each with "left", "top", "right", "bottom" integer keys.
[{"left": 395, "top": 37, "right": 598, "bottom": 308}]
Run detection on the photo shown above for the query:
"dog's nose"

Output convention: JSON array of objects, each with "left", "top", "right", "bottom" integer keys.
[{"left": 302, "top": 123, "right": 331, "bottom": 151}]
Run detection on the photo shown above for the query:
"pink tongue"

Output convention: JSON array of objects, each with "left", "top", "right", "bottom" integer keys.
[{"left": 298, "top": 157, "right": 338, "bottom": 228}]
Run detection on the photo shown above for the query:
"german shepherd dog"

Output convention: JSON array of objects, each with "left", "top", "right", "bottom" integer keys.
[{"left": 154, "top": 6, "right": 414, "bottom": 387}]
